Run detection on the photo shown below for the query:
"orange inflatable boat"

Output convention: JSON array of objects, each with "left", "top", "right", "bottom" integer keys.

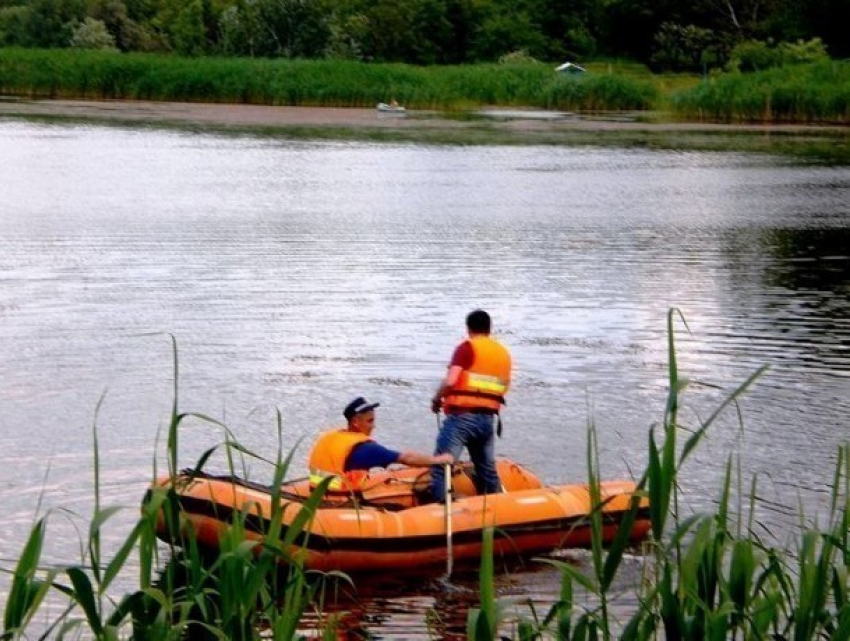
[{"left": 152, "top": 459, "right": 650, "bottom": 573}]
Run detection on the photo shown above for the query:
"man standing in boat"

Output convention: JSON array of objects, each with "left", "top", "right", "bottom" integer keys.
[
  {"left": 309, "top": 396, "right": 453, "bottom": 492},
  {"left": 430, "top": 309, "right": 512, "bottom": 502}
]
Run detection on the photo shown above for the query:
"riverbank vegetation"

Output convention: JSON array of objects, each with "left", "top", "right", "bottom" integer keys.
[
  {"left": 5, "top": 315, "right": 850, "bottom": 639},
  {"left": 0, "top": 0, "right": 847, "bottom": 70},
  {"left": 673, "top": 60, "right": 850, "bottom": 123},
  {"left": 1, "top": 340, "right": 340, "bottom": 640},
  {"left": 2, "top": 47, "right": 850, "bottom": 124},
  {"left": 475, "top": 312, "right": 850, "bottom": 639},
  {"left": 1, "top": 0, "right": 849, "bottom": 126},
  {"left": 0, "top": 47, "right": 660, "bottom": 111}
]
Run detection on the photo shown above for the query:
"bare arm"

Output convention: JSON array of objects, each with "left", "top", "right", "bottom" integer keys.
[
  {"left": 431, "top": 365, "right": 463, "bottom": 412},
  {"left": 397, "top": 450, "right": 453, "bottom": 467}
]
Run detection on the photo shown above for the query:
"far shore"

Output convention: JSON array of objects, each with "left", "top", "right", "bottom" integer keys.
[
  {"left": 3, "top": 96, "right": 847, "bottom": 132},
  {"left": 2, "top": 97, "right": 848, "bottom": 160}
]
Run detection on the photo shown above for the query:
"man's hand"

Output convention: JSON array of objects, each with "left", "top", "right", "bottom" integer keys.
[
  {"left": 431, "top": 397, "right": 442, "bottom": 414},
  {"left": 434, "top": 453, "right": 453, "bottom": 465}
]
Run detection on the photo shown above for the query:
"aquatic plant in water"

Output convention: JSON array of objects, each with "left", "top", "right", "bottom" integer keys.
[
  {"left": 0, "top": 336, "right": 337, "bottom": 640},
  {"left": 471, "top": 309, "right": 850, "bottom": 640},
  {"left": 5, "top": 314, "right": 850, "bottom": 640}
]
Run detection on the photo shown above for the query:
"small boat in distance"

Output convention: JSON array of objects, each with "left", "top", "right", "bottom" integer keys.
[
  {"left": 377, "top": 101, "right": 406, "bottom": 114},
  {"left": 150, "top": 458, "right": 650, "bottom": 573}
]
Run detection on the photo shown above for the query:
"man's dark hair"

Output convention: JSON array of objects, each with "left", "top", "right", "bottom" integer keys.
[{"left": 466, "top": 309, "right": 491, "bottom": 334}]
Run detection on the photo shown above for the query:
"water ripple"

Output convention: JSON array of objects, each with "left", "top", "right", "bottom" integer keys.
[{"left": 1, "top": 121, "right": 849, "bottom": 636}]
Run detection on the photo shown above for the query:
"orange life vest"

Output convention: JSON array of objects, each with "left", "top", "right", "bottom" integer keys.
[
  {"left": 308, "top": 428, "right": 372, "bottom": 492},
  {"left": 443, "top": 335, "right": 512, "bottom": 412}
]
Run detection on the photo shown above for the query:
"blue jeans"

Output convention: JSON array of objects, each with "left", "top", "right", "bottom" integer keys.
[{"left": 430, "top": 412, "right": 501, "bottom": 502}]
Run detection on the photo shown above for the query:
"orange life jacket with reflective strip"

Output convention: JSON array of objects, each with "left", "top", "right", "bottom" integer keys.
[
  {"left": 308, "top": 429, "right": 372, "bottom": 492},
  {"left": 443, "top": 335, "right": 512, "bottom": 412}
]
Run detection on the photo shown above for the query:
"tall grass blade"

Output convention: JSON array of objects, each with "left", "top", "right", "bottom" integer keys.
[
  {"left": 466, "top": 527, "right": 497, "bottom": 640},
  {"left": 647, "top": 427, "right": 669, "bottom": 538},
  {"left": 66, "top": 566, "right": 102, "bottom": 636},
  {"left": 557, "top": 571, "right": 573, "bottom": 639},
  {"left": 101, "top": 519, "right": 145, "bottom": 594},
  {"left": 679, "top": 365, "right": 768, "bottom": 465},
  {"left": 480, "top": 527, "right": 496, "bottom": 637},
  {"left": 3, "top": 517, "right": 48, "bottom": 638},
  {"left": 583, "top": 417, "right": 612, "bottom": 639},
  {"left": 90, "top": 391, "right": 107, "bottom": 591},
  {"left": 166, "top": 334, "right": 180, "bottom": 479},
  {"left": 601, "top": 488, "right": 646, "bottom": 592}
]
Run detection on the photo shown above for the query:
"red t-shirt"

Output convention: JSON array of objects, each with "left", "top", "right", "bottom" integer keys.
[{"left": 450, "top": 340, "right": 474, "bottom": 370}]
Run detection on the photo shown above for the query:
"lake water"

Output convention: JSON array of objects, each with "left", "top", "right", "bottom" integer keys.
[{"left": 1, "top": 119, "right": 849, "bottom": 637}]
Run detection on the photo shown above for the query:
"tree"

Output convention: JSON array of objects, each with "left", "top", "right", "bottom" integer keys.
[
  {"left": 534, "top": 0, "right": 602, "bottom": 60},
  {"left": 325, "top": 10, "right": 369, "bottom": 59},
  {"left": 727, "top": 36, "right": 829, "bottom": 71},
  {"left": 87, "top": 0, "right": 161, "bottom": 51},
  {"left": 259, "top": 0, "right": 330, "bottom": 57},
  {"left": 0, "top": 6, "right": 28, "bottom": 46},
  {"left": 692, "top": 0, "right": 777, "bottom": 38},
  {"left": 21, "top": 0, "right": 86, "bottom": 47},
  {"left": 69, "top": 16, "right": 118, "bottom": 49},
  {"left": 651, "top": 22, "right": 717, "bottom": 71},
  {"left": 357, "top": 0, "right": 418, "bottom": 61},
  {"left": 603, "top": 0, "right": 684, "bottom": 62},
  {"left": 469, "top": 3, "right": 547, "bottom": 61},
  {"left": 788, "top": 0, "right": 850, "bottom": 57},
  {"left": 219, "top": 0, "right": 330, "bottom": 57},
  {"left": 169, "top": 0, "right": 207, "bottom": 55},
  {"left": 409, "top": 0, "right": 454, "bottom": 64},
  {"left": 219, "top": 0, "right": 257, "bottom": 56},
  {"left": 442, "top": 0, "right": 474, "bottom": 63}
]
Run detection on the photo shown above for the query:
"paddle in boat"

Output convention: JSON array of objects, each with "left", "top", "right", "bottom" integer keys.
[{"left": 151, "top": 458, "right": 650, "bottom": 573}]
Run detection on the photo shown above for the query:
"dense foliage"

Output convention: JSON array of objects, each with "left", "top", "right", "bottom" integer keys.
[
  {"left": 673, "top": 60, "right": 850, "bottom": 123},
  {"left": 0, "top": 47, "right": 660, "bottom": 110},
  {"left": 0, "top": 0, "right": 848, "bottom": 70}
]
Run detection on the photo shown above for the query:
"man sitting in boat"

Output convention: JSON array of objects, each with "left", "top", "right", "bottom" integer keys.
[{"left": 308, "top": 396, "right": 453, "bottom": 493}]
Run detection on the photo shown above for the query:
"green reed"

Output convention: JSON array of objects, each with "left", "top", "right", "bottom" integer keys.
[
  {"left": 469, "top": 308, "right": 850, "bottom": 640},
  {"left": 0, "top": 47, "right": 658, "bottom": 111},
  {"left": 540, "top": 73, "right": 657, "bottom": 112},
  {"left": 0, "top": 335, "right": 333, "bottom": 640},
  {"left": 468, "top": 527, "right": 498, "bottom": 640},
  {"left": 5, "top": 47, "right": 850, "bottom": 123},
  {"left": 8, "top": 318, "right": 850, "bottom": 640},
  {"left": 670, "top": 60, "right": 850, "bottom": 123}
]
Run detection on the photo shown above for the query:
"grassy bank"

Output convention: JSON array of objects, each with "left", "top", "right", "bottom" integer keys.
[
  {"left": 672, "top": 60, "right": 850, "bottom": 124},
  {"left": 2, "top": 48, "right": 849, "bottom": 125},
  {"left": 0, "top": 47, "right": 657, "bottom": 112}
]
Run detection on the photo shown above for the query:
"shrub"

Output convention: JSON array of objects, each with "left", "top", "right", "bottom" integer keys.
[
  {"left": 651, "top": 22, "right": 716, "bottom": 72},
  {"left": 672, "top": 60, "right": 850, "bottom": 123},
  {"left": 68, "top": 17, "right": 118, "bottom": 51},
  {"left": 728, "top": 37, "right": 829, "bottom": 72},
  {"left": 498, "top": 49, "right": 539, "bottom": 65}
]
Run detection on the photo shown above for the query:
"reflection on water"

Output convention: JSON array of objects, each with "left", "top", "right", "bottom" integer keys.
[
  {"left": 298, "top": 550, "right": 646, "bottom": 639},
  {"left": 0, "top": 120, "right": 849, "bottom": 637},
  {"left": 764, "top": 228, "right": 850, "bottom": 293}
]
